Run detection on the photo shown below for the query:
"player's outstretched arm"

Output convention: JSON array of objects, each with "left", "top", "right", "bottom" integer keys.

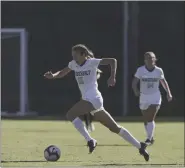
[
  {"left": 44, "top": 67, "right": 71, "bottom": 79},
  {"left": 99, "top": 58, "right": 117, "bottom": 86}
]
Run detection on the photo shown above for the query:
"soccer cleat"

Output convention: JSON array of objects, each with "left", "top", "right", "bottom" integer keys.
[
  {"left": 87, "top": 139, "right": 97, "bottom": 154},
  {"left": 139, "top": 142, "right": 150, "bottom": 161},
  {"left": 145, "top": 137, "right": 155, "bottom": 146}
]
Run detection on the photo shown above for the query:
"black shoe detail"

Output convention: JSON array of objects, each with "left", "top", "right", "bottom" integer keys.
[
  {"left": 145, "top": 138, "right": 155, "bottom": 146},
  {"left": 139, "top": 142, "right": 150, "bottom": 161},
  {"left": 150, "top": 138, "right": 155, "bottom": 144},
  {"left": 87, "top": 140, "right": 97, "bottom": 154}
]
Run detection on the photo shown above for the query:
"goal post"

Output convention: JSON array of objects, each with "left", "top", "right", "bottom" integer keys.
[{"left": 1, "top": 28, "right": 34, "bottom": 116}]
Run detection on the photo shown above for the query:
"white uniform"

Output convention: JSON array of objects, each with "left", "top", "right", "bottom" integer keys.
[
  {"left": 134, "top": 65, "right": 164, "bottom": 110},
  {"left": 68, "top": 58, "right": 104, "bottom": 114}
]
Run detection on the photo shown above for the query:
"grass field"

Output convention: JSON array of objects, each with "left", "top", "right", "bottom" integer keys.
[{"left": 1, "top": 120, "right": 184, "bottom": 167}]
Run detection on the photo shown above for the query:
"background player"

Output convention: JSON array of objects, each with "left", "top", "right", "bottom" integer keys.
[
  {"left": 132, "top": 52, "right": 172, "bottom": 145},
  {"left": 44, "top": 44, "right": 150, "bottom": 161}
]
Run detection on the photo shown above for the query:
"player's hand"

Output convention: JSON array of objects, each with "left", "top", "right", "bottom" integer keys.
[
  {"left": 167, "top": 93, "right": 172, "bottom": 102},
  {"left": 107, "top": 76, "right": 116, "bottom": 87},
  {"left": 44, "top": 71, "right": 54, "bottom": 79}
]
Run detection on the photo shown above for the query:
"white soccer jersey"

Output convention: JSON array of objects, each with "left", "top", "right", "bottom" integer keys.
[
  {"left": 135, "top": 65, "right": 164, "bottom": 95},
  {"left": 68, "top": 58, "right": 102, "bottom": 99}
]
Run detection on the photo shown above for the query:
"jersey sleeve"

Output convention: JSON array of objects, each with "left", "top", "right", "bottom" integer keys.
[
  {"left": 134, "top": 68, "right": 141, "bottom": 79},
  {"left": 159, "top": 68, "right": 165, "bottom": 79},
  {"left": 68, "top": 60, "right": 75, "bottom": 71},
  {"left": 90, "top": 58, "right": 102, "bottom": 68}
]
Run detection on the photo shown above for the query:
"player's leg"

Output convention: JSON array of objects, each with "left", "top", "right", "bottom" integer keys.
[
  {"left": 84, "top": 114, "right": 89, "bottom": 129},
  {"left": 66, "top": 99, "right": 95, "bottom": 121},
  {"left": 82, "top": 96, "right": 104, "bottom": 133},
  {"left": 93, "top": 110, "right": 149, "bottom": 161},
  {"left": 93, "top": 110, "right": 141, "bottom": 148},
  {"left": 140, "top": 92, "right": 161, "bottom": 145},
  {"left": 80, "top": 114, "right": 95, "bottom": 132},
  {"left": 84, "top": 113, "right": 95, "bottom": 132},
  {"left": 141, "top": 104, "right": 160, "bottom": 145},
  {"left": 66, "top": 99, "right": 97, "bottom": 153}
]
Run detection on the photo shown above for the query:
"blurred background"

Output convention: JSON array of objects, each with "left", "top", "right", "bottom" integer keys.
[{"left": 1, "top": 1, "right": 184, "bottom": 118}]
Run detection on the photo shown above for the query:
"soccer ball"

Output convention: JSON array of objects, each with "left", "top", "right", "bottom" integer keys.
[{"left": 44, "top": 145, "right": 61, "bottom": 161}]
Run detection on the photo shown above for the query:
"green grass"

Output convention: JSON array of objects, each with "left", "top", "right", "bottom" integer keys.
[{"left": 1, "top": 120, "right": 184, "bottom": 167}]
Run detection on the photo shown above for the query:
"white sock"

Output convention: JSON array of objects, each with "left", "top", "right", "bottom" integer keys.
[
  {"left": 146, "top": 121, "right": 155, "bottom": 140},
  {"left": 72, "top": 117, "right": 92, "bottom": 142},
  {"left": 119, "top": 127, "right": 141, "bottom": 149}
]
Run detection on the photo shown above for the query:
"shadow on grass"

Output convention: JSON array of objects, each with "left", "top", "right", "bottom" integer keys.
[
  {"left": 97, "top": 144, "right": 130, "bottom": 147},
  {"left": 2, "top": 160, "right": 82, "bottom": 163},
  {"left": 2, "top": 160, "right": 46, "bottom": 163},
  {"left": 20, "top": 129, "right": 59, "bottom": 133},
  {"left": 85, "top": 163, "right": 183, "bottom": 166},
  {"left": 66, "top": 144, "right": 130, "bottom": 147}
]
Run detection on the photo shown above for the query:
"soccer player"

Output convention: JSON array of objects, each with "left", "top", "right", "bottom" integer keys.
[
  {"left": 132, "top": 52, "right": 172, "bottom": 145},
  {"left": 44, "top": 44, "right": 149, "bottom": 161}
]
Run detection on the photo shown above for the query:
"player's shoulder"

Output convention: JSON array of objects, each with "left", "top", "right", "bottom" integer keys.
[
  {"left": 88, "top": 58, "right": 94, "bottom": 61},
  {"left": 88, "top": 58, "right": 102, "bottom": 65},
  {"left": 86, "top": 58, "right": 95, "bottom": 65},
  {"left": 69, "top": 60, "right": 76, "bottom": 64},
  {"left": 155, "top": 66, "right": 163, "bottom": 72},
  {"left": 89, "top": 58, "right": 100, "bottom": 61},
  {"left": 69, "top": 60, "right": 77, "bottom": 67},
  {"left": 68, "top": 60, "right": 77, "bottom": 70},
  {"left": 137, "top": 65, "right": 145, "bottom": 71}
]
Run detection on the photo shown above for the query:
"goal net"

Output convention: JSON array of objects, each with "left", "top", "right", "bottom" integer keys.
[{"left": 1, "top": 28, "right": 35, "bottom": 116}]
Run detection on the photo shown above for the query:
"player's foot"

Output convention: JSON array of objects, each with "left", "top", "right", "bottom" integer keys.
[
  {"left": 87, "top": 139, "right": 97, "bottom": 154},
  {"left": 139, "top": 142, "right": 150, "bottom": 161},
  {"left": 145, "top": 137, "right": 155, "bottom": 146}
]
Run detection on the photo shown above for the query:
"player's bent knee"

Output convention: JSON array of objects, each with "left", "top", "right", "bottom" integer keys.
[
  {"left": 145, "top": 116, "right": 154, "bottom": 122},
  {"left": 145, "top": 114, "right": 155, "bottom": 122},
  {"left": 109, "top": 125, "right": 121, "bottom": 134},
  {"left": 142, "top": 115, "right": 148, "bottom": 123},
  {"left": 66, "top": 111, "right": 75, "bottom": 121},
  {"left": 147, "top": 118, "right": 154, "bottom": 122}
]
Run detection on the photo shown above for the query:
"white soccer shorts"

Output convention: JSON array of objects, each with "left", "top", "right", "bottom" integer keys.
[
  {"left": 83, "top": 96, "right": 104, "bottom": 115},
  {"left": 139, "top": 92, "right": 162, "bottom": 110}
]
